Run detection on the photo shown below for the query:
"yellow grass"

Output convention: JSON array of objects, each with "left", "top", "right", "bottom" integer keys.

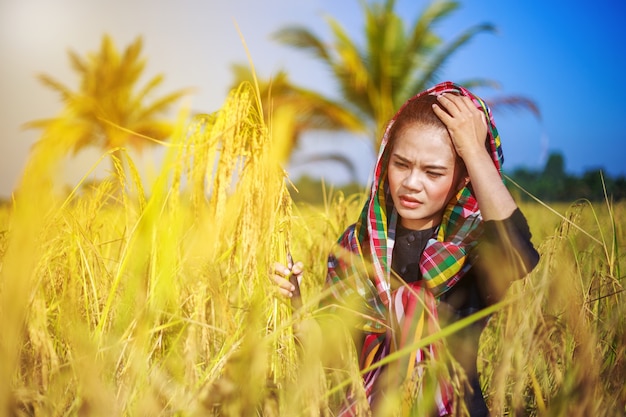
[{"left": 0, "top": 83, "right": 624, "bottom": 416}]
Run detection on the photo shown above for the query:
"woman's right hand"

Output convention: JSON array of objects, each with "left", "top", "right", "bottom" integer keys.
[{"left": 271, "top": 257, "right": 304, "bottom": 300}]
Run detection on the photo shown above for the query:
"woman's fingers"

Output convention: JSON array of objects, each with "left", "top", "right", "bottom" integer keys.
[
  {"left": 271, "top": 261, "right": 302, "bottom": 298},
  {"left": 436, "top": 93, "right": 461, "bottom": 114},
  {"left": 433, "top": 93, "right": 489, "bottom": 160},
  {"left": 456, "top": 94, "right": 477, "bottom": 112},
  {"left": 272, "top": 261, "right": 292, "bottom": 278},
  {"left": 291, "top": 261, "right": 304, "bottom": 284},
  {"left": 432, "top": 99, "right": 453, "bottom": 123},
  {"left": 288, "top": 261, "right": 303, "bottom": 309},
  {"left": 436, "top": 93, "right": 476, "bottom": 117}
]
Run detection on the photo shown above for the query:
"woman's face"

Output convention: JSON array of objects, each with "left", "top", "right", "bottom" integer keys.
[{"left": 387, "top": 123, "right": 467, "bottom": 230}]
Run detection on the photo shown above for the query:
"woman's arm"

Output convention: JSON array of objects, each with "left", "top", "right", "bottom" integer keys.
[
  {"left": 433, "top": 94, "right": 540, "bottom": 303},
  {"left": 433, "top": 93, "right": 518, "bottom": 221}
]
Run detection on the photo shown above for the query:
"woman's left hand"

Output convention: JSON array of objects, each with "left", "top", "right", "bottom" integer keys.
[{"left": 432, "top": 93, "right": 489, "bottom": 162}]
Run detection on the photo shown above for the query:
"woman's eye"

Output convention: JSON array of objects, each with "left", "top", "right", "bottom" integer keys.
[
  {"left": 393, "top": 161, "right": 408, "bottom": 168},
  {"left": 427, "top": 171, "right": 443, "bottom": 178}
]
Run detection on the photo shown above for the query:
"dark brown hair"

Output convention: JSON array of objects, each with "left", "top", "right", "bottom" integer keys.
[{"left": 386, "top": 93, "right": 452, "bottom": 147}]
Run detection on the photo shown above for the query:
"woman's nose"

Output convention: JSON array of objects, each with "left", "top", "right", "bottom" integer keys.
[{"left": 402, "top": 169, "right": 423, "bottom": 191}]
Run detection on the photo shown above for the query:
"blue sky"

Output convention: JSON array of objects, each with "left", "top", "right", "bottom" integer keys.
[{"left": 1, "top": 0, "right": 625, "bottom": 197}]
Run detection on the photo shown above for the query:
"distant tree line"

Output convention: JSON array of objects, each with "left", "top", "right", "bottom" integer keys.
[{"left": 506, "top": 152, "right": 626, "bottom": 202}]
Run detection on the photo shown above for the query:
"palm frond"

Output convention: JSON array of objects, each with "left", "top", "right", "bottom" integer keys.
[
  {"left": 409, "top": 0, "right": 459, "bottom": 43},
  {"left": 403, "top": 0, "right": 458, "bottom": 73},
  {"left": 22, "top": 118, "right": 58, "bottom": 130},
  {"left": 137, "top": 89, "right": 193, "bottom": 120},
  {"left": 291, "top": 90, "right": 366, "bottom": 133},
  {"left": 293, "top": 152, "right": 360, "bottom": 183},
  {"left": 36, "top": 74, "right": 73, "bottom": 102},
  {"left": 326, "top": 16, "right": 371, "bottom": 99},
  {"left": 67, "top": 49, "right": 87, "bottom": 75},
  {"left": 272, "top": 26, "right": 332, "bottom": 63},
  {"left": 408, "top": 22, "right": 496, "bottom": 97},
  {"left": 133, "top": 74, "right": 165, "bottom": 106},
  {"left": 487, "top": 96, "right": 541, "bottom": 120},
  {"left": 458, "top": 78, "right": 502, "bottom": 90}
]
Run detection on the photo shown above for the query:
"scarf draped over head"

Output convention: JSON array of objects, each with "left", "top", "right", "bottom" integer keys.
[{"left": 324, "top": 81, "right": 504, "bottom": 416}]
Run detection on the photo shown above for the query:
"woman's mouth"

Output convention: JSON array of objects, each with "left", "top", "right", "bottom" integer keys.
[{"left": 398, "top": 195, "right": 422, "bottom": 209}]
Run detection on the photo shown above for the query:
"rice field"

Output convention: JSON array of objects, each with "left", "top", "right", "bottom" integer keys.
[{"left": 0, "top": 84, "right": 624, "bottom": 416}]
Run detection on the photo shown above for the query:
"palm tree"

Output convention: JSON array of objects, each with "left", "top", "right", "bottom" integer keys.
[
  {"left": 25, "top": 34, "right": 191, "bottom": 167},
  {"left": 272, "top": 0, "right": 539, "bottom": 150}
]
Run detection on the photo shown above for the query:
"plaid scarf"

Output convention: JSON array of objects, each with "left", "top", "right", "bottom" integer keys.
[{"left": 325, "top": 81, "right": 503, "bottom": 416}]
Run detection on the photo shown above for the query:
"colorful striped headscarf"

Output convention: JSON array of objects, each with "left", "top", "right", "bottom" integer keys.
[{"left": 325, "top": 81, "right": 504, "bottom": 415}]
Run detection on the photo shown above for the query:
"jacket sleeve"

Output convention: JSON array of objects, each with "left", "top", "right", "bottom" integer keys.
[{"left": 473, "top": 208, "right": 540, "bottom": 305}]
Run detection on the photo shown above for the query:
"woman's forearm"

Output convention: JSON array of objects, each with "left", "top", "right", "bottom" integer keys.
[{"left": 465, "top": 149, "right": 517, "bottom": 221}]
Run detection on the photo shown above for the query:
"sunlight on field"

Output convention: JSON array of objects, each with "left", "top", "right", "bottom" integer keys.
[{"left": 0, "top": 84, "right": 624, "bottom": 416}]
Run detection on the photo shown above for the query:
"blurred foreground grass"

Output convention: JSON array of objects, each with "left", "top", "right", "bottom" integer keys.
[{"left": 0, "top": 84, "right": 624, "bottom": 416}]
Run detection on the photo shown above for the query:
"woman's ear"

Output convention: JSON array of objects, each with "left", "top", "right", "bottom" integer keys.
[{"left": 457, "top": 175, "right": 470, "bottom": 191}]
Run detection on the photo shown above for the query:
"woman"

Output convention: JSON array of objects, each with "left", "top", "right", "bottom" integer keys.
[{"left": 273, "top": 81, "right": 539, "bottom": 416}]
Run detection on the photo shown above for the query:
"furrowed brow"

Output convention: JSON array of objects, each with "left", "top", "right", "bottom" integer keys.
[
  {"left": 423, "top": 163, "right": 449, "bottom": 171},
  {"left": 391, "top": 153, "right": 412, "bottom": 164}
]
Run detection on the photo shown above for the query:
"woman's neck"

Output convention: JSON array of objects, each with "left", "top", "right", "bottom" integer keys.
[{"left": 399, "top": 218, "right": 440, "bottom": 231}]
